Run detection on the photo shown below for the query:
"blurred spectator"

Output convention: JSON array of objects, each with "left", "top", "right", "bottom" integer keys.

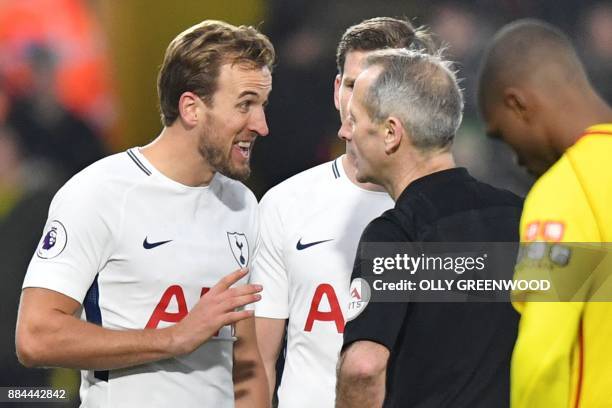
[
  {"left": 7, "top": 44, "right": 107, "bottom": 179},
  {"left": 0, "top": 123, "right": 61, "bottom": 389},
  {"left": 422, "top": 2, "right": 534, "bottom": 197},
  {"left": 429, "top": 3, "right": 488, "bottom": 116},
  {"left": 579, "top": 2, "right": 612, "bottom": 104},
  {"left": 0, "top": 0, "right": 117, "bottom": 137}
]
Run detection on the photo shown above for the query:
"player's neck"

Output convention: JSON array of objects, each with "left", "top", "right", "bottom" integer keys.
[
  {"left": 387, "top": 151, "right": 456, "bottom": 201},
  {"left": 550, "top": 89, "right": 612, "bottom": 154},
  {"left": 140, "top": 127, "right": 215, "bottom": 187},
  {"left": 341, "top": 155, "right": 386, "bottom": 192}
]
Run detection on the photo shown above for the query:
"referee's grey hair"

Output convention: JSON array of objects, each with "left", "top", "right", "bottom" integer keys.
[{"left": 362, "top": 49, "right": 464, "bottom": 151}]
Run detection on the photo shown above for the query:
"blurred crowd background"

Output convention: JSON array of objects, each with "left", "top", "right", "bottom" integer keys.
[{"left": 1, "top": 0, "right": 611, "bottom": 404}]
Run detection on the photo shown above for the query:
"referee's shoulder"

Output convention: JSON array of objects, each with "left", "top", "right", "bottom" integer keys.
[
  {"left": 474, "top": 178, "right": 524, "bottom": 210},
  {"left": 360, "top": 210, "right": 408, "bottom": 243}
]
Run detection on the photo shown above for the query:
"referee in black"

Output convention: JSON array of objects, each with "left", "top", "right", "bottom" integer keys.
[{"left": 335, "top": 49, "right": 523, "bottom": 407}]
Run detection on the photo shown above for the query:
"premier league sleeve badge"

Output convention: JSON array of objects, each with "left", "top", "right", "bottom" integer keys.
[{"left": 37, "top": 220, "right": 68, "bottom": 259}]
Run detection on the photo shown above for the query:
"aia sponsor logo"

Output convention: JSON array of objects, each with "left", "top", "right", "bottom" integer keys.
[
  {"left": 146, "top": 285, "right": 234, "bottom": 339},
  {"left": 304, "top": 283, "right": 345, "bottom": 333}
]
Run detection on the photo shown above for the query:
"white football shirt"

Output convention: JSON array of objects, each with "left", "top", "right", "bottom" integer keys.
[
  {"left": 23, "top": 148, "right": 258, "bottom": 408},
  {"left": 251, "top": 156, "right": 393, "bottom": 407}
]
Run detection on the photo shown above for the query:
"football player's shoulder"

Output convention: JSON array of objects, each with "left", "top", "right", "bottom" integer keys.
[
  {"left": 571, "top": 124, "right": 612, "bottom": 166},
  {"left": 526, "top": 133, "right": 612, "bottom": 203},
  {"left": 261, "top": 159, "right": 337, "bottom": 206},
  {"left": 52, "top": 151, "right": 145, "bottom": 208},
  {"left": 567, "top": 133, "right": 612, "bottom": 188},
  {"left": 521, "top": 153, "right": 590, "bottom": 241},
  {"left": 524, "top": 155, "right": 572, "bottom": 214}
]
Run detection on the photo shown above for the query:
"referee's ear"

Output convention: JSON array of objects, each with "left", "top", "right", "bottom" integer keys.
[{"left": 384, "top": 116, "right": 403, "bottom": 155}]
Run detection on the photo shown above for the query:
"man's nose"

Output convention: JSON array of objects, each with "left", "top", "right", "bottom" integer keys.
[
  {"left": 338, "top": 120, "right": 352, "bottom": 141},
  {"left": 250, "top": 107, "right": 269, "bottom": 137}
]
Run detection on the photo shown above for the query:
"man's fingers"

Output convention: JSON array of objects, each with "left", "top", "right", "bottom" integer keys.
[
  {"left": 221, "top": 293, "right": 262, "bottom": 311},
  {"left": 209, "top": 268, "right": 249, "bottom": 295},
  {"left": 224, "top": 309, "right": 255, "bottom": 325},
  {"left": 224, "top": 283, "right": 263, "bottom": 299}
]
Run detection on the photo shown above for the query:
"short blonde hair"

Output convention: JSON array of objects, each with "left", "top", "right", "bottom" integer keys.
[{"left": 157, "top": 20, "right": 275, "bottom": 126}]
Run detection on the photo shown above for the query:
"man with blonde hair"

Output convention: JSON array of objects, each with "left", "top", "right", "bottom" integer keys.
[{"left": 16, "top": 20, "right": 273, "bottom": 407}]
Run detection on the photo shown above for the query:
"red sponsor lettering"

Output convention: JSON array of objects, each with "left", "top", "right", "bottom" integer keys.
[
  {"left": 304, "top": 283, "right": 345, "bottom": 333},
  {"left": 146, "top": 285, "right": 188, "bottom": 329},
  {"left": 146, "top": 286, "right": 215, "bottom": 333}
]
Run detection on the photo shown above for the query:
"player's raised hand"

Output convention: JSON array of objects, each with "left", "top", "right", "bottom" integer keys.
[{"left": 170, "top": 268, "right": 262, "bottom": 355}]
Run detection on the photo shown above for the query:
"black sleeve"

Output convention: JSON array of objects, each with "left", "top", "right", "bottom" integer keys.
[{"left": 343, "top": 215, "right": 411, "bottom": 352}]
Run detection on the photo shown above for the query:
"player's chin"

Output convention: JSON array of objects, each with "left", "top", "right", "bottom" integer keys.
[
  {"left": 223, "top": 161, "right": 251, "bottom": 182},
  {"left": 224, "top": 147, "right": 251, "bottom": 180}
]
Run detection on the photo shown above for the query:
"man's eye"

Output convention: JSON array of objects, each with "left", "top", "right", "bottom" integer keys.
[
  {"left": 348, "top": 116, "right": 356, "bottom": 128},
  {"left": 238, "top": 101, "right": 252, "bottom": 111}
]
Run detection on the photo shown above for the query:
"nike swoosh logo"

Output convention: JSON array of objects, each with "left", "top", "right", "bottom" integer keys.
[
  {"left": 143, "top": 237, "right": 173, "bottom": 249},
  {"left": 296, "top": 238, "right": 333, "bottom": 250}
]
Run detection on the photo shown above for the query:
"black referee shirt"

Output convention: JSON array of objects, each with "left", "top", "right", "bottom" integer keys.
[{"left": 343, "top": 167, "right": 523, "bottom": 408}]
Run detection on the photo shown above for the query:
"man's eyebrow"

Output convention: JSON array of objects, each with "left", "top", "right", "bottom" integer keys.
[{"left": 238, "top": 90, "right": 260, "bottom": 98}]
